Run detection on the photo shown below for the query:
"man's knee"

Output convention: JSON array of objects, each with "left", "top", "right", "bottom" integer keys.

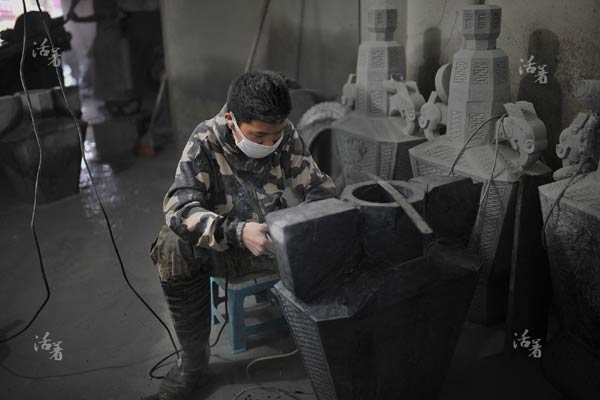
[{"left": 151, "top": 225, "right": 203, "bottom": 282}]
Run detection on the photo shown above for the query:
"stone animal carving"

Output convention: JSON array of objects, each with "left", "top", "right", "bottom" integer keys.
[
  {"left": 341, "top": 74, "right": 357, "bottom": 113},
  {"left": 418, "top": 63, "right": 451, "bottom": 140},
  {"left": 553, "top": 80, "right": 600, "bottom": 181},
  {"left": 554, "top": 112, "right": 600, "bottom": 180},
  {"left": 383, "top": 75, "right": 426, "bottom": 136},
  {"left": 501, "top": 101, "right": 548, "bottom": 170}
]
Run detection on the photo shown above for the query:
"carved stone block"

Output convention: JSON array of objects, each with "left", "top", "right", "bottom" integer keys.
[
  {"left": 266, "top": 198, "right": 361, "bottom": 302},
  {"left": 334, "top": 114, "right": 426, "bottom": 185},
  {"left": 410, "top": 4, "right": 552, "bottom": 324}
]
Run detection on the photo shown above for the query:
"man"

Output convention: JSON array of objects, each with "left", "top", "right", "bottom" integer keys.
[{"left": 147, "top": 71, "right": 335, "bottom": 399}]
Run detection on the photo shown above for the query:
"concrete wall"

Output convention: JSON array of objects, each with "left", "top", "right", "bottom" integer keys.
[{"left": 160, "top": 0, "right": 364, "bottom": 148}]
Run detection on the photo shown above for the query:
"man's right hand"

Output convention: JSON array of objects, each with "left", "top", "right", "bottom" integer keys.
[{"left": 241, "top": 222, "right": 272, "bottom": 256}]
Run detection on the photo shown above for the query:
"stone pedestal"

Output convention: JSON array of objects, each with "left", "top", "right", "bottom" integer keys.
[
  {"left": 538, "top": 172, "right": 600, "bottom": 398},
  {"left": 411, "top": 137, "right": 551, "bottom": 324},
  {"left": 268, "top": 176, "right": 484, "bottom": 400},
  {"left": 273, "top": 241, "right": 482, "bottom": 400},
  {"left": 334, "top": 115, "right": 426, "bottom": 185}
]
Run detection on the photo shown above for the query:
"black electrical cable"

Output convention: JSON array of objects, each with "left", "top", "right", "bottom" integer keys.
[
  {"left": 448, "top": 114, "right": 504, "bottom": 176},
  {"left": 0, "top": 0, "right": 51, "bottom": 346}
]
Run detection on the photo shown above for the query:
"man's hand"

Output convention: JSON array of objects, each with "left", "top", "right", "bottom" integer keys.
[{"left": 241, "top": 222, "right": 272, "bottom": 256}]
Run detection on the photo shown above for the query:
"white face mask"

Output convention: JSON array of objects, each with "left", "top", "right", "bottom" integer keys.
[{"left": 230, "top": 115, "right": 284, "bottom": 159}]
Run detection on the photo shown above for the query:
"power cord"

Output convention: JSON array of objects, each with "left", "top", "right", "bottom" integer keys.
[
  {"left": 210, "top": 269, "right": 229, "bottom": 348},
  {"left": 0, "top": 0, "right": 50, "bottom": 345},
  {"left": 479, "top": 115, "right": 507, "bottom": 207},
  {"left": 245, "top": 349, "right": 299, "bottom": 381},
  {"left": 448, "top": 114, "right": 504, "bottom": 176}
]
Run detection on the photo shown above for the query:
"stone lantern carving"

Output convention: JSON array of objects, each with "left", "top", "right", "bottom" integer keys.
[
  {"left": 333, "top": 0, "right": 427, "bottom": 188},
  {"left": 409, "top": 5, "right": 552, "bottom": 325}
]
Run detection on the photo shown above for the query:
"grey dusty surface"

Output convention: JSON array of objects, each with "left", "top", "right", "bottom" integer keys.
[{"left": 0, "top": 140, "right": 562, "bottom": 399}]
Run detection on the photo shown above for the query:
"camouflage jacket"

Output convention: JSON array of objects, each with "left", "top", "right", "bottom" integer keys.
[{"left": 163, "top": 105, "right": 336, "bottom": 256}]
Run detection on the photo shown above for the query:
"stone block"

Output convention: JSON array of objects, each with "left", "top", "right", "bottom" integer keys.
[
  {"left": 266, "top": 198, "right": 361, "bottom": 302},
  {"left": 0, "top": 117, "right": 85, "bottom": 203},
  {"left": 539, "top": 174, "right": 600, "bottom": 398},
  {"left": 0, "top": 95, "right": 22, "bottom": 137},
  {"left": 51, "top": 85, "right": 82, "bottom": 118},
  {"left": 18, "top": 89, "right": 54, "bottom": 118}
]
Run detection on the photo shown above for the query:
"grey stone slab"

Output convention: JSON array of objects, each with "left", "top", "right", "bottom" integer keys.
[
  {"left": 266, "top": 198, "right": 362, "bottom": 302},
  {"left": 538, "top": 174, "right": 600, "bottom": 398}
]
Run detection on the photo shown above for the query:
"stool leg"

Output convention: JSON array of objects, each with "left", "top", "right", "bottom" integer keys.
[
  {"left": 210, "top": 279, "right": 220, "bottom": 325},
  {"left": 228, "top": 290, "right": 246, "bottom": 353}
]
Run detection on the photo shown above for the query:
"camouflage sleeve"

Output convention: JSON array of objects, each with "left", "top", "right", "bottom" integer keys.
[
  {"left": 163, "top": 130, "right": 242, "bottom": 252},
  {"left": 281, "top": 126, "right": 337, "bottom": 202}
]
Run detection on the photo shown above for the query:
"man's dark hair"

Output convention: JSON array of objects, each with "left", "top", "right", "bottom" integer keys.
[{"left": 226, "top": 71, "right": 292, "bottom": 124}]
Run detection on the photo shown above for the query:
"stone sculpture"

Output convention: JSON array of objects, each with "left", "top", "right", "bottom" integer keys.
[
  {"left": 409, "top": 5, "right": 552, "bottom": 325},
  {"left": 538, "top": 79, "right": 600, "bottom": 399},
  {"left": 267, "top": 177, "right": 484, "bottom": 400},
  {"left": 332, "top": 0, "right": 427, "bottom": 188}
]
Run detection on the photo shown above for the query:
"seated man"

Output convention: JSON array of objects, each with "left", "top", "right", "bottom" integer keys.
[{"left": 147, "top": 71, "right": 335, "bottom": 399}]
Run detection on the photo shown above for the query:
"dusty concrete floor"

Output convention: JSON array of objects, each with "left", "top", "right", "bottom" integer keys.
[{"left": 0, "top": 138, "right": 563, "bottom": 400}]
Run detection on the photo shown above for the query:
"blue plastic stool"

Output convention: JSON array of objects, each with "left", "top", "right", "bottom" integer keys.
[{"left": 210, "top": 271, "right": 286, "bottom": 353}]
